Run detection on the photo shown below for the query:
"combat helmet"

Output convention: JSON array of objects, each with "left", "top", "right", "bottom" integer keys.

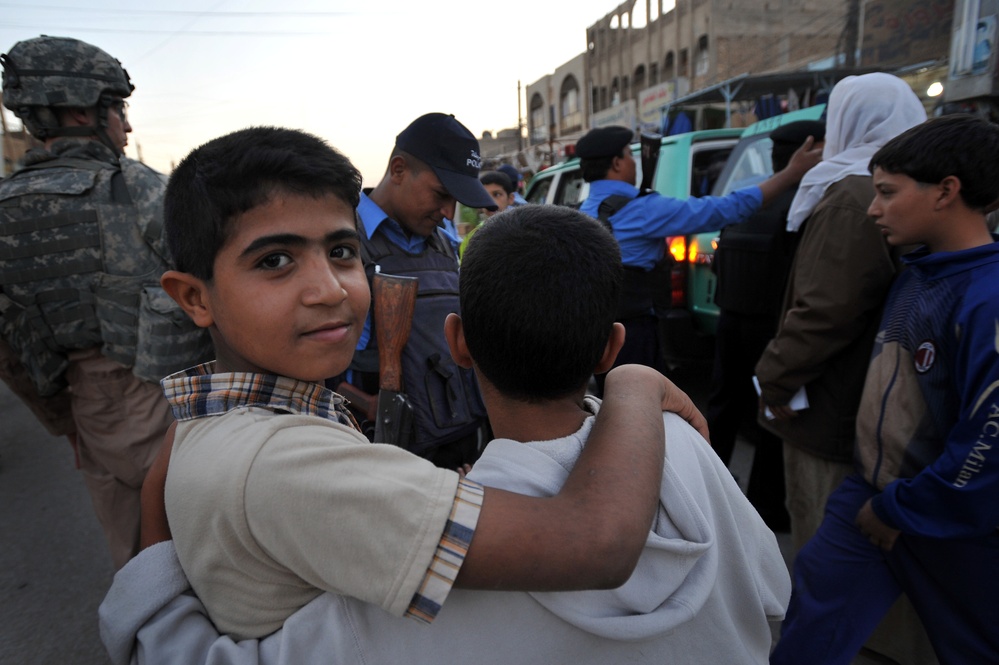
[{"left": 1, "top": 35, "right": 133, "bottom": 147}]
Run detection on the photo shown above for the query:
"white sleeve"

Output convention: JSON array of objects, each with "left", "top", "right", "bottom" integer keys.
[{"left": 98, "top": 541, "right": 197, "bottom": 665}]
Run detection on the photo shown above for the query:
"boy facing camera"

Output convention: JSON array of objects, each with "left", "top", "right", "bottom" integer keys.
[
  {"left": 101, "top": 203, "right": 788, "bottom": 664},
  {"left": 115, "top": 126, "right": 701, "bottom": 643}
]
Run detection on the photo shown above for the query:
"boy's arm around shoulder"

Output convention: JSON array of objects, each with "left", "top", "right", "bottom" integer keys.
[
  {"left": 137, "top": 366, "right": 703, "bottom": 596},
  {"left": 101, "top": 540, "right": 280, "bottom": 665},
  {"left": 98, "top": 540, "right": 195, "bottom": 665},
  {"left": 456, "top": 365, "right": 705, "bottom": 591},
  {"left": 140, "top": 422, "right": 176, "bottom": 549}
]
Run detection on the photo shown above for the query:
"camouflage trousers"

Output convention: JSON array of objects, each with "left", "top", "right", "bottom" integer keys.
[{"left": 65, "top": 348, "right": 172, "bottom": 569}]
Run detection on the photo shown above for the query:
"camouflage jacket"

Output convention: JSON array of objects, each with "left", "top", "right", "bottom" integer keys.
[{"left": 0, "top": 139, "right": 211, "bottom": 397}]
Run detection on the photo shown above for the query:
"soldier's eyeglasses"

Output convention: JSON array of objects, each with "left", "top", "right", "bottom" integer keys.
[{"left": 109, "top": 99, "right": 129, "bottom": 120}]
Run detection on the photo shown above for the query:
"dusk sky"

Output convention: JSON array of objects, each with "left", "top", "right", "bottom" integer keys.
[{"left": 0, "top": 0, "right": 644, "bottom": 183}]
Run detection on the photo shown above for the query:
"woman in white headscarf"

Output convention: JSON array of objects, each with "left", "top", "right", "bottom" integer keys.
[
  {"left": 786, "top": 73, "right": 928, "bottom": 232},
  {"left": 756, "top": 72, "right": 926, "bottom": 543},
  {"left": 756, "top": 72, "right": 936, "bottom": 665}
]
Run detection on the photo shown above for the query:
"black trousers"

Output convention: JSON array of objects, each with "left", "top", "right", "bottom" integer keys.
[{"left": 706, "top": 309, "right": 789, "bottom": 530}]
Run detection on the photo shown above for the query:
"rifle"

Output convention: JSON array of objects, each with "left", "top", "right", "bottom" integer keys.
[
  {"left": 335, "top": 381, "right": 377, "bottom": 424},
  {"left": 373, "top": 273, "right": 419, "bottom": 448},
  {"left": 639, "top": 132, "right": 662, "bottom": 193}
]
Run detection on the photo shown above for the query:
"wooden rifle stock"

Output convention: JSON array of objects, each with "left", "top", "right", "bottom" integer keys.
[
  {"left": 375, "top": 273, "right": 418, "bottom": 392},
  {"left": 373, "top": 273, "right": 419, "bottom": 446},
  {"left": 335, "top": 381, "right": 377, "bottom": 423}
]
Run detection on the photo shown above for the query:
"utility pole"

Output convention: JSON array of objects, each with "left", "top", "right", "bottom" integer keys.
[
  {"left": 843, "top": 0, "right": 861, "bottom": 68},
  {"left": 517, "top": 80, "right": 524, "bottom": 152}
]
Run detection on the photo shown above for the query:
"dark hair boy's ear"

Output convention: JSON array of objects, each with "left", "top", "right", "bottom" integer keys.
[
  {"left": 593, "top": 322, "right": 627, "bottom": 375},
  {"left": 160, "top": 270, "right": 215, "bottom": 329},
  {"left": 444, "top": 313, "right": 473, "bottom": 369},
  {"left": 934, "top": 175, "right": 965, "bottom": 211}
]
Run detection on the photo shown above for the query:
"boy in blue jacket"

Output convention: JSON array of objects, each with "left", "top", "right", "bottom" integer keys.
[{"left": 771, "top": 114, "right": 999, "bottom": 664}]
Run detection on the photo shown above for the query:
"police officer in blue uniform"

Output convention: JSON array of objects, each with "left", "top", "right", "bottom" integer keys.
[
  {"left": 577, "top": 125, "right": 821, "bottom": 390},
  {"left": 345, "top": 113, "right": 495, "bottom": 469}
]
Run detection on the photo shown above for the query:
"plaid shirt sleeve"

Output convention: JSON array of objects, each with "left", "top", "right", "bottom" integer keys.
[{"left": 403, "top": 477, "right": 484, "bottom": 622}]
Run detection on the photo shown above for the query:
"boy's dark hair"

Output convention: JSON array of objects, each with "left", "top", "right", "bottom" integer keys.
[
  {"left": 479, "top": 170, "right": 514, "bottom": 194},
  {"left": 869, "top": 115, "right": 999, "bottom": 210},
  {"left": 459, "top": 205, "right": 622, "bottom": 402},
  {"left": 580, "top": 153, "right": 619, "bottom": 183},
  {"left": 164, "top": 126, "right": 362, "bottom": 280}
]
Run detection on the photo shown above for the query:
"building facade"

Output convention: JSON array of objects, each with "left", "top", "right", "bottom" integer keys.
[
  {"left": 520, "top": 0, "right": 953, "bottom": 169},
  {"left": 524, "top": 53, "right": 589, "bottom": 168},
  {"left": 588, "top": 0, "right": 839, "bottom": 118}
]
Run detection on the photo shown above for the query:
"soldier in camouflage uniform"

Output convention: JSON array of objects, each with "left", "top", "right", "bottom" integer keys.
[{"left": 0, "top": 36, "right": 212, "bottom": 568}]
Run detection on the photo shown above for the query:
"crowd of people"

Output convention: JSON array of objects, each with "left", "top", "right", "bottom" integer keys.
[{"left": 1, "top": 33, "right": 997, "bottom": 665}]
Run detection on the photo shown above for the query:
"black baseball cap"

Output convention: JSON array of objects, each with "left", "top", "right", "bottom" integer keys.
[
  {"left": 497, "top": 163, "right": 521, "bottom": 184},
  {"left": 770, "top": 119, "right": 826, "bottom": 171},
  {"left": 395, "top": 113, "right": 497, "bottom": 210},
  {"left": 770, "top": 119, "right": 826, "bottom": 146},
  {"left": 575, "top": 125, "right": 634, "bottom": 159}
]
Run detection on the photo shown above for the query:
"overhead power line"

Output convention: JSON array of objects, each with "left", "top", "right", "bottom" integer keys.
[
  {"left": 0, "top": 23, "right": 330, "bottom": 36},
  {"left": 0, "top": 4, "right": 357, "bottom": 17}
]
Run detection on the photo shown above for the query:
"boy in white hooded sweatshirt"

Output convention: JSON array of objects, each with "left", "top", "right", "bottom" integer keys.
[{"left": 100, "top": 205, "right": 789, "bottom": 665}]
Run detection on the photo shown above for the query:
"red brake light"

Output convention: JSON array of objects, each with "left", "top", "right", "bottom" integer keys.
[
  {"left": 667, "top": 236, "right": 686, "bottom": 263},
  {"left": 687, "top": 237, "right": 699, "bottom": 263}
]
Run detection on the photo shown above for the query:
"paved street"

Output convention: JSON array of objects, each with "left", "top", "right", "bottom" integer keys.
[{"left": 0, "top": 382, "right": 113, "bottom": 665}]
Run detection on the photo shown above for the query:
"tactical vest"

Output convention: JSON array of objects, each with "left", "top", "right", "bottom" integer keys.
[
  {"left": 711, "top": 188, "right": 799, "bottom": 318},
  {"left": 597, "top": 193, "right": 674, "bottom": 321},
  {"left": 350, "top": 220, "right": 487, "bottom": 456},
  {"left": 0, "top": 146, "right": 212, "bottom": 396}
]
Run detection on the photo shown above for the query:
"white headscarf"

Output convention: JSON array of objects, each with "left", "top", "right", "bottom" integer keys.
[{"left": 786, "top": 73, "right": 927, "bottom": 231}]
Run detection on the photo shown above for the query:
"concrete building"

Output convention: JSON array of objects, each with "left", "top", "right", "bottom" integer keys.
[
  {"left": 523, "top": 0, "right": 841, "bottom": 166},
  {"left": 516, "top": 0, "right": 953, "bottom": 171},
  {"left": 525, "top": 53, "right": 588, "bottom": 169},
  {"left": 586, "top": 0, "right": 839, "bottom": 128},
  {"left": 478, "top": 127, "right": 522, "bottom": 161}
]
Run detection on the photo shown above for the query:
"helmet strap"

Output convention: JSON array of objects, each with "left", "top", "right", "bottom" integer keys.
[
  {"left": 46, "top": 125, "right": 97, "bottom": 139},
  {"left": 93, "top": 95, "right": 122, "bottom": 155},
  {"left": 45, "top": 99, "right": 122, "bottom": 155}
]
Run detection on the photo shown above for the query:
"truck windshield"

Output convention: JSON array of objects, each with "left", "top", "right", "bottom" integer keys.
[{"left": 714, "top": 135, "right": 773, "bottom": 196}]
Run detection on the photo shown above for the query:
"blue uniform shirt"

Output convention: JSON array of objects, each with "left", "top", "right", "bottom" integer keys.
[
  {"left": 355, "top": 193, "right": 460, "bottom": 352},
  {"left": 580, "top": 180, "right": 764, "bottom": 270}
]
